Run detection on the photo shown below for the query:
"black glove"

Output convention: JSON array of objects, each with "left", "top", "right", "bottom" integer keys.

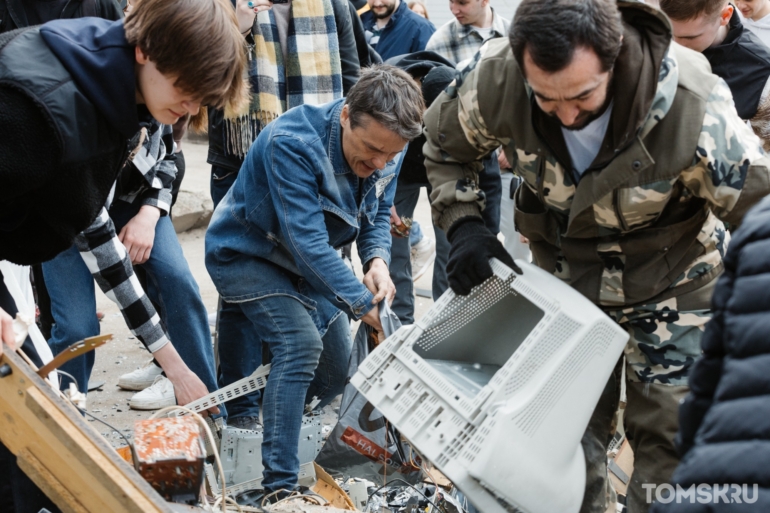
[{"left": 446, "top": 217, "right": 522, "bottom": 295}]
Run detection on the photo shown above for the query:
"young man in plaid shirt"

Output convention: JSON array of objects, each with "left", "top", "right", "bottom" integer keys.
[
  {"left": 425, "top": 0, "right": 509, "bottom": 69},
  {"left": 42, "top": 117, "right": 220, "bottom": 411}
]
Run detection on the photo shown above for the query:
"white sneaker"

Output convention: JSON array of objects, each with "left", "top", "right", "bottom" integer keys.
[
  {"left": 128, "top": 376, "right": 176, "bottom": 410},
  {"left": 118, "top": 360, "right": 163, "bottom": 391},
  {"left": 410, "top": 236, "right": 436, "bottom": 282}
]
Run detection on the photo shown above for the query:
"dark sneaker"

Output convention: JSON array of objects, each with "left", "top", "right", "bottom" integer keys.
[
  {"left": 235, "top": 488, "right": 294, "bottom": 509},
  {"left": 228, "top": 415, "right": 261, "bottom": 431}
]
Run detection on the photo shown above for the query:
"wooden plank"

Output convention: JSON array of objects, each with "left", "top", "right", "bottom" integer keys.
[
  {"left": 311, "top": 463, "right": 356, "bottom": 511},
  {"left": 16, "top": 448, "right": 88, "bottom": 513},
  {"left": 608, "top": 439, "right": 634, "bottom": 497},
  {"left": 0, "top": 349, "right": 170, "bottom": 513}
]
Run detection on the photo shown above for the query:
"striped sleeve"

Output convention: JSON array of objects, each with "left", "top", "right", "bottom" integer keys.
[{"left": 73, "top": 208, "right": 170, "bottom": 352}]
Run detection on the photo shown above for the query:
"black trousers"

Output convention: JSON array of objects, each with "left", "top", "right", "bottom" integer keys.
[{"left": 0, "top": 270, "right": 61, "bottom": 513}]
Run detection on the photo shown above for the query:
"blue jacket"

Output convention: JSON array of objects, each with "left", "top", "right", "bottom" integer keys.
[
  {"left": 361, "top": 0, "right": 435, "bottom": 61},
  {"left": 651, "top": 196, "right": 770, "bottom": 512},
  {"left": 205, "top": 99, "right": 402, "bottom": 334}
]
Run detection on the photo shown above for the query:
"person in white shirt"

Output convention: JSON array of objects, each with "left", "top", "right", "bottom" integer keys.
[{"left": 737, "top": 0, "right": 770, "bottom": 47}]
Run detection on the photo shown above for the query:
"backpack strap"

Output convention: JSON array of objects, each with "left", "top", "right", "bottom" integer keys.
[
  {"left": 0, "top": 0, "right": 6, "bottom": 29},
  {"left": 61, "top": 0, "right": 99, "bottom": 19},
  {"left": 80, "top": 0, "right": 100, "bottom": 18}
]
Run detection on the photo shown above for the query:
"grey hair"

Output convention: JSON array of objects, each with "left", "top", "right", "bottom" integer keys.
[{"left": 345, "top": 65, "right": 425, "bottom": 141}]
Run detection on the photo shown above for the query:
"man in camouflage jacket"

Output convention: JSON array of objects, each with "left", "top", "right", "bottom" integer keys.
[{"left": 424, "top": 0, "right": 770, "bottom": 511}]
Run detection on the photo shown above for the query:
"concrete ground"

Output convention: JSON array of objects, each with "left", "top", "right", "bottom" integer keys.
[{"left": 87, "top": 138, "right": 438, "bottom": 446}]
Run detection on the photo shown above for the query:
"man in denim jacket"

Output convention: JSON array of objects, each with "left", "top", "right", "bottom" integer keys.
[{"left": 205, "top": 65, "right": 424, "bottom": 497}]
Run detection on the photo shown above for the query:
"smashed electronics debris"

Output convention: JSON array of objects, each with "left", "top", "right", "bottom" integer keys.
[
  {"left": 316, "top": 304, "right": 424, "bottom": 486},
  {"left": 207, "top": 413, "right": 323, "bottom": 496},
  {"left": 111, "top": 363, "right": 323, "bottom": 509},
  {"left": 133, "top": 416, "right": 206, "bottom": 504},
  {"left": 351, "top": 258, "right": 629, "bottom": 513},
  {"left": 337, "top": 476, "right": 467, "bottom": 513},
  {"left": 174, "top": 364, "right": 323, "bottom": 498}
]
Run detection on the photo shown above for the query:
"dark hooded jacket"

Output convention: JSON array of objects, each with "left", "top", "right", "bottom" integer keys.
[
  {"left": 0, "top": 18, "right": 141, "bottom": 264},
  {"left": 703, "top": 8, "right": 770, "bottom": 121},
  {"left": 651, "top": 195, "right": 770, "bottom": 512},
  {"left": 348, "top": 0, "right": 381, "bottom": 68},
  {"left": 386, "top": 51, "right": 455, "bottom": 184},
  {"left": 0, "top": 0, "right": 122, "bottom": 33}
]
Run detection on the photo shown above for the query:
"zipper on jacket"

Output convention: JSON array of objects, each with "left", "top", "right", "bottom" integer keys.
[
  {"left": 536, "top": 157, "right": 547, "bottom": 204},
  {"left": 613, "top": 188, "right": 630, "bottom": 232}
]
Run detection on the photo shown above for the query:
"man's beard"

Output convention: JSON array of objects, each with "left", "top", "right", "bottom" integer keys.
[
  {"left": 560, "top": 96, "right": 613, "bottom": 131},
  {"left": 559, "top": 76, "right": 614, "bottom": 131},
  {"left": 373, "top": 3, "right": 396, "bottom": 19}
]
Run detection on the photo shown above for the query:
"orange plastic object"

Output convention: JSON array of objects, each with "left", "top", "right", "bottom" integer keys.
[
  {"left": 115, "top": 445, "right": 133, "bottom": 465},
  {"left": 133, "top": 417, "right": 205, "bottom": 504}
]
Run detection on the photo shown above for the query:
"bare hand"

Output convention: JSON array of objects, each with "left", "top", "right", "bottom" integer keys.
[
  {"left": 236, "top": 0, "right": 271, "bottom": 34},
  {"left": 498, "top": 150, "right": 511, "bottom": 170},
  {"left": 519, "top": 234, "right": 530, "bottom": 244},
  {"left": 360, "top": 304, "right": 382, "bottom": 332},
  {"left": 390, "top": 206, "right": 409, "bottom": 238},
  {"left": 167, "top": 370, "right": 220, "bottom": 416},
  {"left": 118, "top": 205, "right": 160, "bottom": 264},
  {"left": 363, "top": 258, "right": 396, "bottom": 306},
  {"left": 153, "top": 343, "right": 220, "bottom": 415},
  {"left": 0, "top": 307, "right": 16, "bottom": 357}
]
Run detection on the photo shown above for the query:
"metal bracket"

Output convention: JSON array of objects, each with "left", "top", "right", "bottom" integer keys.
[
  {"left": 37, "top": 334, "right": 112, "bottom": 378},
  {"left": 177, "top": 364, "right": 272, "bottom": 416}
]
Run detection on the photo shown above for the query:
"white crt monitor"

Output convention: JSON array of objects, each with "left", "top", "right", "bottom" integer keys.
[{"left": 351, "top": 259, "right": 628, "bottom": 513}]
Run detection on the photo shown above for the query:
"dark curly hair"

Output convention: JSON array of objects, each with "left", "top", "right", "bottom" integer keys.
[{"left": 509, "top": 0, "right": 624, "bottom": 75}]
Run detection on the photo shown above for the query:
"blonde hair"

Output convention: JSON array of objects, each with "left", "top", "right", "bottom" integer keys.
[
  {"left": 125, "top": 0, "right": 248, "bottom": 113},
  {"left": 408, "top": 0, "right": 429, "bottom": 19}
]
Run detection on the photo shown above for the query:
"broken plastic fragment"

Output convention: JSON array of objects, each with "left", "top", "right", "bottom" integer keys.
[{"left": 12, "top": 313, "right": 33, "bottom": 346}]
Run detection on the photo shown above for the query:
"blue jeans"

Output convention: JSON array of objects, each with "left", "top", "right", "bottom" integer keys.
[
  {"left": 41, "top": 243, "right": 100, "bottom": 391},
  {"left": 230, "top": 296, "right": 351, "bottom": 491},
  {"left": 210, "top": 163, "right": 263, "bottom": 417},
  {"left": 409, "top": 220, "right": 423, "bottom": 247},
  {"left": 217, "top": 297, "right": 262, "bottom": 418},
  {"left": 390, "top": 152, "right": 501, "bottom": 323},
  {"left": 43, "top": 203, "right": 219, "bottom": 401},
  {"left": 210, "top": 165, "right": 240, "bottom": 208}
]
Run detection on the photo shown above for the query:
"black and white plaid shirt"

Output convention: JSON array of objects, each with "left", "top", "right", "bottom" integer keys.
[
  {"left": 117, "top": 121, "right": 177, "bottom": 215},
  {"left": 425, "top": 9, "right": 509, "bottom": 70},
  {"left": 74, "top": 208, "right": 170, "bottom": 352},
  {"left": 70, "top": 122, "right": 178, "bottom": 353}
]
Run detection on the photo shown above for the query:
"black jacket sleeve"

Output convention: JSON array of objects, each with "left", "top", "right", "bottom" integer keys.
[
  {"left": 331, "top": 0, "right": 360, "bottom": 94},
  {"left": 0, "top": 84, "right": 123, "bottom": 265},
  {"left": 347, "top": 0, "right": 371, "bottom": 68},
  {"left": 97, "top": 0, "right": 125, "bottom": 21},
  {"left": 0, "top": 85, "right": 59, "bottom": 204}
]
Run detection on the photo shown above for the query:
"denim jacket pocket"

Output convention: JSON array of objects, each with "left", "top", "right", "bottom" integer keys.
[{"left": 320, "top": 201, "right": 359, "bottom": 248}]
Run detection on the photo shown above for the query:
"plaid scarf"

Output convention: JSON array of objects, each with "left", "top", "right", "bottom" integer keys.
[{"left": 224, "top": 0, "right": 343, "bottom": 157}]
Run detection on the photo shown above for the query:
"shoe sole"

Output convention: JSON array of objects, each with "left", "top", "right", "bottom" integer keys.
[
  {"left": 412, "top": 250, "right": 436, "bottom": 282},
  {"left": 118, "top": 379, "right": 159, "bottom": 391},
  {"left": 128, "top": 398, "right": 176, "bottom": 410}
]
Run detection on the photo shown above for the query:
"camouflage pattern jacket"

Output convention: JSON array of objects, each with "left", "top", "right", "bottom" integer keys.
[{"left": 424, "top": 1, "right": 770, "bottom": 310}]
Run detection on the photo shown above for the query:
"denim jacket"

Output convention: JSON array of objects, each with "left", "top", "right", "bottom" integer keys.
[{"left": 205, "top": 99, "right": 402, "bottom": 334}]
